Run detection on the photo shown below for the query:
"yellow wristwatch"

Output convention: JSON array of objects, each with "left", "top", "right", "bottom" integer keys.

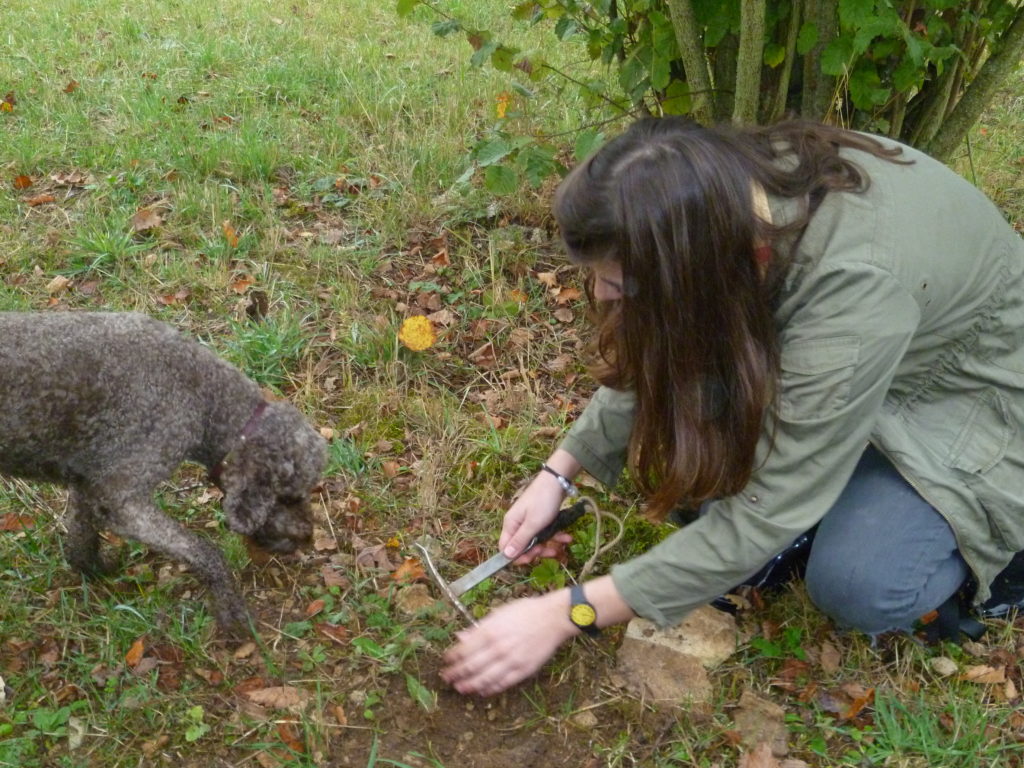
[{"left": 569, "top": 583, "right": 600, "bottom": 637}]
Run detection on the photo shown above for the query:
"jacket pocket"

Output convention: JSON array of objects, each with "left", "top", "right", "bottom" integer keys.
[
  {"left": 947, "top": 389, "right": 1024, "bottom": 551},
  {"left": 778, "top": 336, "right": 861, "bottom": 420}
]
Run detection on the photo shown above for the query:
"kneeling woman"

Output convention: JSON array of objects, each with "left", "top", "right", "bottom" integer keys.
[{"left": 442, "top": 117, "right": 1024, "bottom": 697}]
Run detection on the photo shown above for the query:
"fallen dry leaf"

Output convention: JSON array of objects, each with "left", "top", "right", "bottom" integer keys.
[
  {"left": 819, "top": 641, "right": 841, "bottom": 674},
  {"left": 392, "top": 556, "right": 427, "bottom": 584},
  {"left": 222, "top": 220, "right": 239, "bottom": 248},
  {"left": 46, "top": 274, "right": 72, "bottom": 294},
  {"left": 233, "top": 641, "right": 257, "bottom": 660},
  {"left": 63, "top": 80, "right": 79, "bottom": 94},
  {"left": 0, "top": 513, "right": 33, "bottom": 531},
  {"left": 243, "top": 686, "right": 311, "bottom": 712},
  {"left": 231, "top": 275, "right": 255, "bottom": 294},
  {"left": 333, "top": 704, "right": 348, "bottom": 726},
  {"left": 320, "top": 564, "right": 349, "bottom": 588},
  {"left": 276, "top": 718, "right": 305, "bottom": 753},
  {"left": 961, "top": 665, "right": 1006, "bottom": 684},
  {"left": 125, "top": 637, "right": 146, "bottom": 668},
  {"left": 50, "top": 170, "right": 91, "bottom": 187},
  {"left": 738, "top": 742, "right": 780, "bottom": 768},
  {"left": 130, "top": 207, "right": 163, "bottom": 233},
  {"left": 381, "top": 460, "right": 401, "bottom": 479},
  {"left": 536, "top": 271, "right": 558, "bottom": 288},
  {"left": 13, "top": 174, "right": 32, "bottom": 189},
  {"left": 554, "top": 285, "right": 582, "bottom": 304},
  {"left": 553, "top": 307, "right": 574, "bottom": 323},
  {"left": 468, "top": 341, "right": 496, "bottom": 367},
  {"left": 305, "top": 599, "right": 325, "bottom": 618},
  {"left": 354, "top": 541, "right": 394, "bottom": 572},
  {"left": 315, "top": 623, "right": 349, "bottom": 646},
  {"left": 26, "top": 193, "right": 56, "bottom": 206}
]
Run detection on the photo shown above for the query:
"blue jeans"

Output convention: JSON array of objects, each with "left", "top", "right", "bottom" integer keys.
[{"left": 804, "top": 445, "right": 969, "bottom": 634}]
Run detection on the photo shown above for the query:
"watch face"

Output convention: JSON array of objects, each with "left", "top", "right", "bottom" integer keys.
[{"left": 571, "top": 603, "right": 597, "bottom": 627}]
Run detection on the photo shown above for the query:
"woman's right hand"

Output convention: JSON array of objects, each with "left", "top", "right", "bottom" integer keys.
[{"left": 498, "top": 470, "right": 572, "bottom": 563}]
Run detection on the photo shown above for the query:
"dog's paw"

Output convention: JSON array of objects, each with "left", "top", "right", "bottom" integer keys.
[{"left": 214, "top": 603, "right": 255, "bottom": 640}]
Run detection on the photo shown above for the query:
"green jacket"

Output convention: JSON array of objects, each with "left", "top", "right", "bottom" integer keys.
[{"left": 560, "top": 140, "right": 1024, "bottom": 627}]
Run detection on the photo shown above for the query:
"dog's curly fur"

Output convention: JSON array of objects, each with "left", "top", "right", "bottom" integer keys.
[{"left": 0, "top": 311, "right": 327, "bottom": 633}]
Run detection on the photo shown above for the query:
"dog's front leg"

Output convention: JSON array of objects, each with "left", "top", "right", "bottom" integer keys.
[
  {"left": 63, "top": 488, "right": 114, "bottom": 576},
  {"left": 103, "top": 495, "right": 252, "bottom": 635}
]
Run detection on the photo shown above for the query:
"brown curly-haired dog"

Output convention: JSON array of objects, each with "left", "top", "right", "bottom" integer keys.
[{"left": 0, "top": 312, "right": 327, "bottom": 633}]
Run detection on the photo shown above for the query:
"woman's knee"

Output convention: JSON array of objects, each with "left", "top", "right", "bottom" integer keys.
[{"left": 805, "top": 558, "right": 895, "bottom": 633}]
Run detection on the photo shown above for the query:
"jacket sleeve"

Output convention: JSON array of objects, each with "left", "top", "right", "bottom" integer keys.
[
  {"left": 559, "top": 385, "right": 636, "bottom": 487},
  {"left": 611, "top": 263, "right": 922, "bottom": 627}
]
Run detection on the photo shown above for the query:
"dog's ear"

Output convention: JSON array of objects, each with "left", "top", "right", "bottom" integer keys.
[{"left": 219, "top": 453, "right": 277, "bottom": 535}]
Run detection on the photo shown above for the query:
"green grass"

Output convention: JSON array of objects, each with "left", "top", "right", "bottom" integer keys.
[{"left": 2, "top": 1, "right": 1023, "bottom": 766}]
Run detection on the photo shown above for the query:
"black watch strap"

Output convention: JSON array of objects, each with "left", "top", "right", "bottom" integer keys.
[{"left": 569, "top": 583, "right": 600, "bottom": 637}]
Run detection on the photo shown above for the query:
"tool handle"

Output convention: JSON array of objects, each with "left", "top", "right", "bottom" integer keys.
[{"left": 524, "top": 499, "right": 588, "bottom": 551}]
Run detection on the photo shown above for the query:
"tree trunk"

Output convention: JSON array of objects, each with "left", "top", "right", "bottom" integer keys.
[
  {"left": 665, "top": 0, "right": 715, "bottom": 124},
  {"left": 733, "top": 0, "right": 767, "bottom": 124},
  {"left": 800, "top": 0, "right": 838, "bottom": 120},
  {"left": 769, "top": 0, "right": 804, "bottom": 122},
  {"left": 926, "top": 7, "right": 1024, "bottom": 161}
]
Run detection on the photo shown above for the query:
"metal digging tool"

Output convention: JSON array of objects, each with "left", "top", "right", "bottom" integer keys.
[{"left": 414, "top": 499, "right": 589, "bottom": 625}]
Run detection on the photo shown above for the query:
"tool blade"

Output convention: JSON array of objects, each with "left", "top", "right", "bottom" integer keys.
[{"left": 448, "top": 551, "right": 514, "bottom": 597}]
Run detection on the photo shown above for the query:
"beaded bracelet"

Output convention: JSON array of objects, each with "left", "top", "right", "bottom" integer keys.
[{"left": 540, "top": 463, "right": 580, "bottom": 498}]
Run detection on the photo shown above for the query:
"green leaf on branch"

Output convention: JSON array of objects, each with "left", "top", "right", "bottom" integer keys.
[
  {"left": 470, "top": 38, "right": 500, "bottom": 68},
  {"left": 432, "top": 19, "right": 461, "bottom": 37},
  {"left": 848, "top": 62, "right": 891, "bottom": 109},
  {"left": 491, "top": 45, "right": 518, "bottom": 72},
  {"left": 574, "top": 129, "right": 605, "bottom": 162},
  {"left": 484, "top": 164, "right": 519, "bottom": 195},
  {"left": 763, "top": 42, "right": 786, "bottom": 68},
  {"left": 396, "top": 0, "right": 419, "bottom": 18},
  {"left": 821, "top": 35, "right": 855, "bottom": 76},
  {"left": 512, "top": 1, "right": 541, "bottom": 22},
  {"left": 662, "top": 79, "right": 692, "bottom": 115},
  {"left": 796, "top": 22, "right": 818, "bottom": 55},
  {"left": 475, "top": 137, "right": 513, "bottom": 167},
  {"left": 892, "top": 57, "right": 923, "bottom": 93},
  {"left": 516, "top": 143, "right": 559, "bottom": 187},
  {"left": 838, "top": 0, "right": 875, "bottom": 29},
  {"left": 554, "top": 16, "right": 580, "bottom": 40}
]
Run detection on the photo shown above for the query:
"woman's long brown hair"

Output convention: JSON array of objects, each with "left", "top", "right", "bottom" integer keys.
[{"left": 553, "top": 118, "right": 905, "bottom": 519}]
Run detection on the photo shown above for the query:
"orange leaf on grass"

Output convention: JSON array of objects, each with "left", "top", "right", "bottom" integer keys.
[
  {"left": 0, "top": 513, "right": 33, "bottom": 531},
  {"left": 222, "top": 220, "right": 239, "bottom": 248},
  {"left": 130, "top": 207, "right": 163, "bottom": 233},
  {"left": 13, "top": 174, "right": 32, "bottom": 189},
  {"left": 305, "top": 599, "right": 326, "bottom": 618},
  {"left": 63, "top": 80, "right": 79, "bottom": 94},
  {"left": 392, "top": 556, "right": 427, "bottom": 584},
  {"left": 231, "top": 275, "right": 255, "bottom": 294},
  {"left": 315, "top": 623, "right": 349, "bottom": 646},
  {"left": 26, "top": 193, "right": 56, "bottom": 206},
  {"left": 125, "top": 637, "right": 146, "bottom": 668},
  {"left": 276, "top": 719, "right": 305, "bottom": 753},
  {"left": 961, "top": 665, "right": 1007, "bottom": 684}
]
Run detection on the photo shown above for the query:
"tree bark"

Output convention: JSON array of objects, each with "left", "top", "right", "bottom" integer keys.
[
  {"left": 769, "top": 0, "right": 804, "bottom": 121},
  {"left": 665, "top": 0, "right": 715, "bottom": 124},
  {"left": 733, "top": 0, "right": 767, "bottom": 124},
  {"left": 926, "top": 7, "right": 1024, "bottom": 161},
  {"left": 800, "top": 0, "right": 838, "bottom": 120}
]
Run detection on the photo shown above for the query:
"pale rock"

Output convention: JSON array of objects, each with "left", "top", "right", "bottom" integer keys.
[
  {"left": 615, "top": 638, "right": 713, "bottom": 706},
  {"left": 733, "top": 689, "right": 789, "bottom": 757},
  {"left": 395, "top": 584, "right": 440, "bottom": 616},
  {"left": 929, "top": 656, "right": 959, "bottom": 677},
  {"left": 624, "top": 605, "right": 738, "bottom": 668}
]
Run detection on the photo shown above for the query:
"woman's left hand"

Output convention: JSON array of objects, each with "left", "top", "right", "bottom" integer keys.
[{"left": 440, "top": 590, "right": 575, "bottom": 697}]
